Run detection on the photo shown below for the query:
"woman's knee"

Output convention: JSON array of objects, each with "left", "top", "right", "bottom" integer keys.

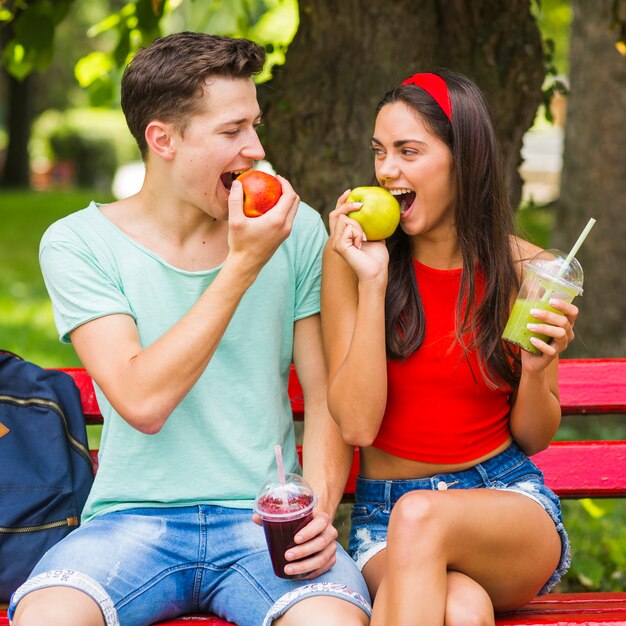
[
  {"left": 388, "top": 491, "right": 443, "bottom": 545},
  {"left": 445, "top": 573, "right": 494, "bottom": 626},
  {"left": 445, "top": 604, "right": 494, "bottom": 626}
]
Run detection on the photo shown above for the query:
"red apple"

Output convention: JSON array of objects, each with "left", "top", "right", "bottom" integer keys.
[{"left": 236, "top": 170, "right": 283, "bottom": 217}]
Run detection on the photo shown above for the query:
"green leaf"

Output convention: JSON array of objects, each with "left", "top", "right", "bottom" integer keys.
[
  {"left": 249, "top": 0, "right": 298, "bottom": 45},
  {"left": 74, "top": 52, "right": 114, "bottom": 88},
  {"left": 3, "top": 41, "right": 35, "bottom": 80},
  {"left": 113, "top": 24, "right": 132, "bottom": 67},
  {"left": 14, "top": 7, "right": 54, "bottom": 50},
  {"left": 87, "top": 77, "right": 115, "bottom": 108},
  {"left": 87, "top": 13, "right": 122, "bottom": 38},
  {"left": 50, "top": 0, "right": 74, "bottom": 26}
]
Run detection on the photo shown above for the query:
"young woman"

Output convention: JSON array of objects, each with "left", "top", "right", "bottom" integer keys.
[{"left": 321, "top": 71, "right": 577, "bottom": 625}]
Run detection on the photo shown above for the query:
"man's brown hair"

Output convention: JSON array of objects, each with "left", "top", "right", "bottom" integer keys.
[{"left": 121, "top": 32, "right": 265, "bottom": 158}]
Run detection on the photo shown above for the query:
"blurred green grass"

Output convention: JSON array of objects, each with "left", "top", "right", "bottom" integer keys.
[{"left": 0, "top": 189, "right": 113, "bottom": 367}]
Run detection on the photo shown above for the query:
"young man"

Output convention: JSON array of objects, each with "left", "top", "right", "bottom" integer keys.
[{"left": 9, "top": 32, "right": 370, "bottom": 626}]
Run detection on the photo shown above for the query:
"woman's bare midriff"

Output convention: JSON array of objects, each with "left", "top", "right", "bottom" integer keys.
[{"left": 359, "top": 436, "right": 514, "bottom": 479}]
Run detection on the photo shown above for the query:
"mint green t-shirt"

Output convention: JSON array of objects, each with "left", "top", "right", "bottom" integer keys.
[{"left": 40, "top": 202, "right": 327, "bottom": 522}]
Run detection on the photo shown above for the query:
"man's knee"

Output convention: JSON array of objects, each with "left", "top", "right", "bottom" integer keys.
[
  {"left": 11, "top": 587, "right": 105, "bottom": 626},
  {"left": 275, "top": 595, "right": 369, "bottom": 626}
]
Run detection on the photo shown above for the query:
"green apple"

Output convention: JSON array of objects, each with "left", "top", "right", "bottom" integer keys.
[{"left": 347, "top": 187, "right": 401, "bottom": 241}]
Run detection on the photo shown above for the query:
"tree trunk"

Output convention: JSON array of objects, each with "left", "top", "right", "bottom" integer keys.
[
  {"left": 554, "top": 0, "right": 626, "bottom": 357},
  {"left": 261, "top": 0, "right": 544, "bottom": 219},
  {"left": 1, "top": 72, "right": 33, "bottom": 188}
]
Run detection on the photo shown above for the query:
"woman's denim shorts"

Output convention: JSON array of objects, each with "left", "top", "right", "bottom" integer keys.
[
  {"left": 9, "top": 505, "right": 371, "bottom": 626},
  {"left": 348, "top": 442, "right": 570, "bottom": 595}
]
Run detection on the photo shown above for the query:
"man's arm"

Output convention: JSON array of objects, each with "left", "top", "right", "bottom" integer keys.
[
  {"left": 69, "top": 179, "right": 298, "bottom": 434},
  {"left": 295, "top": 314, "right": 354, "bottom": 519},
  {"left": 275, "top": 314, "right": 354, "bottom": 579}
]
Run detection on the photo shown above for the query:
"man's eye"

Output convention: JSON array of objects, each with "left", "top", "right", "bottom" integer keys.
[{"left": 223, "top": 129, "right": 240, "bottom": 136}]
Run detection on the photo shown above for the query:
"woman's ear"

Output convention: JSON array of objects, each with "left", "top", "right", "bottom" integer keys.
[{"left": 144, "top": 120, "right": 176, "bottom": 160}]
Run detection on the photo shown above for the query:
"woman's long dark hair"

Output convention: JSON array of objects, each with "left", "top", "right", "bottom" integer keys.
[{"left": 381, "top": 70, "right": 520, "bottom": 388}]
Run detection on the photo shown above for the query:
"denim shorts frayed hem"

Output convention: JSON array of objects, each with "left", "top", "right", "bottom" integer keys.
[
  {"left": 263, "top": 582, "right": 372, "bottom": 625},
  {"left": 348, "top": 442, "right": 570, "bottom": 595},
  {"left": 8, "top": 505, "right": 371, "bottom": 626}
]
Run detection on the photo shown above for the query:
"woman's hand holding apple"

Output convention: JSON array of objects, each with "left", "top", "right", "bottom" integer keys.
[{"left": 329, "top": 190, "right": 389, "bottom": 286}]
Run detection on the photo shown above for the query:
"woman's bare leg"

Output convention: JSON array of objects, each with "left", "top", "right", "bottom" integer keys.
[
  {"left": 368, "top": 489, "right": 560, "bottom": 626},
  {"left": 364, "top": 554, "right": 494, "bottom": 626},
  {"left": 444, "top": 572, "right": 494, "bottom": 626}
]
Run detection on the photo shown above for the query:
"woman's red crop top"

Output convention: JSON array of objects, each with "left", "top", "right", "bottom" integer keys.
[{"left": 373, "top": 259, "right": 512, "bottom": 464}]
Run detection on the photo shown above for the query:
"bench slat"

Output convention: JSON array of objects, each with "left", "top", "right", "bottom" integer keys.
[
  {"left": 295, "top": 441, "right": 626, "bottom": 500},
  {"left": 88, "top": 441, "right": 626, "bottom": 499},
  {"left": 533, "top": 441, "right": 626, "bottom": 498},
  {"left": 558, "top": 359, "right": 626, "bottom": 414},
  {"left": 495, "top": 592, "right": 626, "bottom": 624},
  {"left": 69, "top": 358, "right": 626, "bottom": 424}
]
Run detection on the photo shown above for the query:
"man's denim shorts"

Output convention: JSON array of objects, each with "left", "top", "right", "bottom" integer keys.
[
  {"left": 348, "top": 442, "right": 570, "bottom": 595},
  {"left": 9, "top": 505, "right": 371, "bottom": 626}
]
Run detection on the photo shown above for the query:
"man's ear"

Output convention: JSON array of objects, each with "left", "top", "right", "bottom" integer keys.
[{"left": 145, "top": 120, "right": 176, "bottom": 160}]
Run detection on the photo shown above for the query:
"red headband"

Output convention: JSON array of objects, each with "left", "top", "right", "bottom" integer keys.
[{"left": 401, "top": 73, "right": 452, "bottom": 122}]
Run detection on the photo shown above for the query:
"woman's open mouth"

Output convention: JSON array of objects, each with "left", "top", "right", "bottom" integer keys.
[{"left": 388, "top": 189, "right": 416, "bottom": 214}]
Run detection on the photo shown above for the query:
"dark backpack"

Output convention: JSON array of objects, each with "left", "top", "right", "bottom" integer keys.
[{"left": 0, "top": 351, "right": 94, "bottom": 601}]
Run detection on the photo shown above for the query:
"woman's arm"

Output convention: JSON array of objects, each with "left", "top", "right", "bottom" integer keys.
[
  {"left": 507, "top": 237, "right": 579, "bottom": 454},
  {"left": 508, "top": 358, "right": 561, "bottom": 455},
  {"left": 320, "top": 193, "right": 390, "bottom": 446}
]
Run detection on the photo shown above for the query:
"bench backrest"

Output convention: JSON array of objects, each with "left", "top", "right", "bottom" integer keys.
[{"left": 66, "top": 358, "right": 626, "bottom": 500}]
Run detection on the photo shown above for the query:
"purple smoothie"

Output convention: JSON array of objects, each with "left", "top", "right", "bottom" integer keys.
[{"left": 255, "top": 473, "right": 317, "bottom": 579}]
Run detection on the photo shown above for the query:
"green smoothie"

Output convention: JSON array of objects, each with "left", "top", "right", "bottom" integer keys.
[{"left": 502, "top": 299, "right": 563, "bottom": 354}]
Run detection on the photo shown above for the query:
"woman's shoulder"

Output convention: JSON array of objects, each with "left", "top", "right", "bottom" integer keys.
[
  {"left": 508, "top": 235, "right": 545, "bottom": 281},
  {"left": 509, "top": 235, "right": 543, "bottom": 265}
]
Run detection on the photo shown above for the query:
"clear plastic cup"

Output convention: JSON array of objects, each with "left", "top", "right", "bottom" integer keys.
[
  {"left": 502, "top": 249, "right": 584, "bottom": 354},
  {"left": 254, "top": 473, "right": 316, "bottom": 579}
]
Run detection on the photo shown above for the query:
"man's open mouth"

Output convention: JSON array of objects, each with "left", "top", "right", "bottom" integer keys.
[{"left": 221, "top": 170, "right": 249, "bottom": 191}]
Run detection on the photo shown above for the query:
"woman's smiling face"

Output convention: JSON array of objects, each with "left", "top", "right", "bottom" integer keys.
[{"left": 372, "top": 101, "right": 457, "bottom": 239}]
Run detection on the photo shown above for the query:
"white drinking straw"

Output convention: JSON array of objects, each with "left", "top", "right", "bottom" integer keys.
[
  {"left": 538, "top": 217, "right": 596, "bottom": 305},
  {"left": 274, "top": 444, "right": 289, "bottom": 507},
  {"left": 558, "top": 218, "right": 597, "bottom": 281}
]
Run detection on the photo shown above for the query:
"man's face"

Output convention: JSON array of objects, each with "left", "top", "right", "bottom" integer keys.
[{"left": 168, "top": 76, "right": 265, "bottom": 219}]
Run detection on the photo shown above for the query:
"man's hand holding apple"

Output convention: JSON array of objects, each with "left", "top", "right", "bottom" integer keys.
[{"left": 225, "top": 174, "right": 299, "bottom": 282}]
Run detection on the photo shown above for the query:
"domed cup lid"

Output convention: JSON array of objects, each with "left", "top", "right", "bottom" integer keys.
[
  {"left": 254, "top": 473, "right": 316, "bottom": 521},
  {"left": 524, "top": 248, "right": 584, "bottom": 294}
]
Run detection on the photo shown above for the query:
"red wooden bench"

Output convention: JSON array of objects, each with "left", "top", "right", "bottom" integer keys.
[{"left": 2, "top": 358, "right": 625, "bottom": 625}]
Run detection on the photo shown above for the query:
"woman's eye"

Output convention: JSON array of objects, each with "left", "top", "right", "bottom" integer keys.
[{"left": 370, "top": 146, "right": 384, "bottom": 157}]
